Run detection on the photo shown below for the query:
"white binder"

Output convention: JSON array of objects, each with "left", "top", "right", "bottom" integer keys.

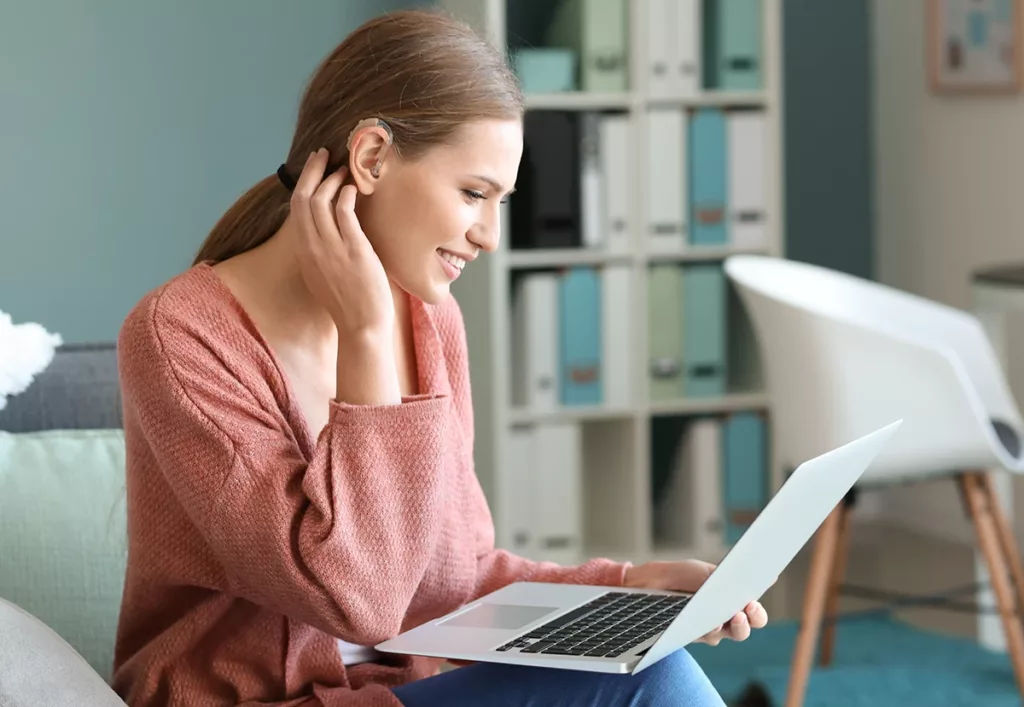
[
  {"left": 727, "top": 111, "right": 768, "bottom": 249},
  {"left": 601, "top": 265, "right": 632, "bottom": 407},
  {"left": 580, "top": 112, "right": 604, "bottom": 249},
  {"left": 671, "top": 0, "right": 701, "bottom": 96},
  {"left": 653, "top": 417, "right": 724, "bottom": 551},
  {"left": 498, "top": 425, "right": 539, "bottom": 555},
  {"left": 511, "top": 273, "right": 560, "bottom": 411},
  {"left": 599, "top": 113, "right": 631, "bottom": 254},
  {"left": 646, "top": 0, "right": 673, "bottom": 97},
  {"left": 534, "top": 422, "right": 584, "bottom": 565},
  {"left": 646, "top": 107, "right": 687, "bottom": 253},
  {"left": 684, "top": 418, "right": 725, "bottom": 552}
]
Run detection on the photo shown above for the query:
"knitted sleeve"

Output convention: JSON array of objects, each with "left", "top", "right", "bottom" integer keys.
[{"left": 118, "top": 291, "right": 451, "bottom": 649}]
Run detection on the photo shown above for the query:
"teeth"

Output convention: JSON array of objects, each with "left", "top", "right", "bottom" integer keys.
[{"left": 440, "top": 250, "right": 466, "bottom": 270}]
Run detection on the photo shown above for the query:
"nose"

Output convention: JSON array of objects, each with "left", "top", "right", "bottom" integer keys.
[{"left": 468, "top": 208, "right": 501, "bottom": 254}]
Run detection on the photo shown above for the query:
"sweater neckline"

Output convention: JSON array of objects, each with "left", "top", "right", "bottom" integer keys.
[{"left": 190, "top": 260, "right": 451, "bottom": 411}]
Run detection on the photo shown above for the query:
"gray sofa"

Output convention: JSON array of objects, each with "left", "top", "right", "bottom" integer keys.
[{"left": 0, "top": 343, "right": 128, "bottom": 706}]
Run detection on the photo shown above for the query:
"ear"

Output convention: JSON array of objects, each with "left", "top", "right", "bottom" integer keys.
[{"left": 347, "top": 126, "right": 393, "bottom": 195}]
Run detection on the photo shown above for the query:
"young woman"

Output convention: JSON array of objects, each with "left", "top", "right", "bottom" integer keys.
[{"left": 111, "top": 9, "right": 767, "bottom": 707}]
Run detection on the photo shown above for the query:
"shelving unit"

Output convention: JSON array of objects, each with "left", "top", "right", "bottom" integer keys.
[{"left": 440, "top": 0, "right": 785, "bottom": 572}]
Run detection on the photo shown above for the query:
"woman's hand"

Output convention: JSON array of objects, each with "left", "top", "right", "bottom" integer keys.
[
  {"left": 290, "top": 148, "right": 394, "bottom": 343},
  {"left": 623, "top": 560, "right": 769, "bottom": 646}
]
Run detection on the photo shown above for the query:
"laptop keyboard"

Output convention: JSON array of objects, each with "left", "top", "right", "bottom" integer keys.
[{"left": 495, "top": 592, "right": 690, "bottom": 659}]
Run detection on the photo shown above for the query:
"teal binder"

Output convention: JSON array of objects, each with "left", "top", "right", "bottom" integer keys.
[
  {"left": 721, "top": 412, "right": 767, "bottom": 544},
  {"left": 701, "top": 0, "right": 763, "bottom": 90},
  {"left": 689, "top": 108, "right": 728, "bottom": 246},
  {"left": 514, "top": 48, "right": 577, "bottom": 93},
  {"left": 559, "top": 267, "right": 603, "bottom": 405},
  {"left": 682, "top": 263, "right": 727, "bottom": 397},
  {"left": 719, "top": 0, "right": 763, "bottom": 90}
]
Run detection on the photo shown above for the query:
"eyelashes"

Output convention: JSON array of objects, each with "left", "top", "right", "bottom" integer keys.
[{"left": 462, "top": 189, "right": 511, "bottom": 204}]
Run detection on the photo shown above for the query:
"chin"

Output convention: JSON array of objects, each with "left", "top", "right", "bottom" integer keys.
[
  {"left": 419, "top": 282, "right": 452, "bottom": 305},
  {"left": 398, "top": 275, "right": 451, "bottom": 306}
]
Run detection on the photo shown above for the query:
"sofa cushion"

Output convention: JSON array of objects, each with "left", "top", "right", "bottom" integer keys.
[
  {"left": 0, "top": 429, "right": 127, "bottom": 682},
  {"left": 0, "top": 596, "right": 126, "bottom": 706}
]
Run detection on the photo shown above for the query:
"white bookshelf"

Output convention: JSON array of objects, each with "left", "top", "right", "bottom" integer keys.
[{"left": 440, "top": 0, "right": 786, "bottom": 572}]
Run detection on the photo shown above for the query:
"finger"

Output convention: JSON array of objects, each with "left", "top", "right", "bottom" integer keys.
[
  {"left": 334, "top": 180, "right": 363, "bottom": 245},
  {"left": 728, "top": 612, "right": 751, "bottom": 641},
  {"left": 292, "top": 148, "right": 330, "bottom": 200},
  {"left": 311, "top": 170, "right": 347, "bottom": 243},
  {"left": 291, "top": 149, "right": 331, "bottom": 242},
  {"left": 746, "top": 602, "right": 769, "bottom": 629},
  {"left": 700, "top": 632, "right": 722, "bottom": 647}
]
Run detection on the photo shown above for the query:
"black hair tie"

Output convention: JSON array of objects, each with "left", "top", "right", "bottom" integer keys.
[{"left": 276, "top": 164, "right": 296, "bottom": 192}]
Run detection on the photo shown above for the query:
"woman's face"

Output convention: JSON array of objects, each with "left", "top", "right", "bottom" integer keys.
[{"left": 355, "top": 119, "right": 522, "bottom": 304}]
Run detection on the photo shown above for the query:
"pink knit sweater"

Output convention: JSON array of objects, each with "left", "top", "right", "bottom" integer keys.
[{"left": 111, "top": 263, "right": 629, "bottom": 706}]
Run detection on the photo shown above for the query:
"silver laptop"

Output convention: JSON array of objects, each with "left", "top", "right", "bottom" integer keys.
[{"left": 376, "top": 419, "right": 903, "bottom": 675}]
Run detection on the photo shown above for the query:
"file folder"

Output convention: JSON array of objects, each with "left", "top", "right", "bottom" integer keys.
[
  {"left": 718, "top": 0, "right": 763, "bottom": 90},
  {"left": 701, "top": 0, "right": 762, "bottom": 90},
  {"left": 580, "top": 112, "right": 604, "bottom": 249},
  {"left": 682, "top": 263, "right": 727, "bottom": 396},
  {"left": 648, "top": 264, "right": 685, "bottom": 400},
  {"left": 511, "top": 111, "right": 580, "bottom": 249},
  {"left": 559, "top": 267, "right": 603, "bottom": 406},
  {"left": 547, "top": 0, "right": 629, "bottom": 92},
  {"left": 499, "top": 425, "right": 539, "bottom": 554},
  {"left": 601, "top": 265, "right": 632, "bottom": 407},
  {"left": 535, "top": 422, "right": 584, "bottom": 564},
  {"left": 646, "top": 0, "right": 673, "bottom": 97},
  {"left": 647, "top": 107, "right": 687, "bottom": 253},
  {"left": 689, "top": 108, "right": 728, "bottom": 246},
  {"left": 514, "top": 48, "right": 577, "bottom": 94},
  {"left": 672, "top": 0, "right": 701, "bottom": 96},
  {"left": 687, "top": 417, "right": 725, "bottom": 551},
  {"left": 727, "top": 110, "right": 767, "bottom": 249},
  {"left": 599, "top": 113, "right": 631, "bottom": 253},
  {"left": 511, "top": 273, "right": 560, "bottom": 411},
  {"left": 721, "top": 412, "right": 768, "bottom": 544}
]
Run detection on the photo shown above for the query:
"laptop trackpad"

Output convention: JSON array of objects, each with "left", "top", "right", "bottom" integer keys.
[{"left": 440, "top": 604, "right": 558, "bottom": 630}]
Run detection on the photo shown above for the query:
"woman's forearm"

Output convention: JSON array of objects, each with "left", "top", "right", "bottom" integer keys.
[{"left": 335, "top": 333, "right": 402, "bottom": 406}]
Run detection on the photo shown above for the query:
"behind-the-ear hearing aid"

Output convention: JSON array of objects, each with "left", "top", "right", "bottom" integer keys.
[{"left": 346, "top": 117, "right": 394, "bottom": 178}]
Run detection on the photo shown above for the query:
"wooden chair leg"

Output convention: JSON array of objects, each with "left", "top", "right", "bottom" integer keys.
[
  {"left": 819, "top": 500, "right": 852, "bottom": 667},
  {"left": 978, "top": 472, "right": 1024, "bottom": 613},
  {"left": 785, "top": 505, "right": 842, "bottom": 707},
  {"left": 960, "top": 472, "right": 1024, "bottom": 696}
]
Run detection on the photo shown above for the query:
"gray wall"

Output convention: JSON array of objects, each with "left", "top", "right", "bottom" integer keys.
[
  {"left": 0, "top": 1, "right": 418, "bottom": 344},
  {"left": 783, "top": 0, "right": 874, "bottom": 279}
]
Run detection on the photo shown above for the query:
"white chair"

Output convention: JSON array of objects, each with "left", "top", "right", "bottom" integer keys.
[{"left": 723, "top": 254, "right": 1024, "bottom": 707}]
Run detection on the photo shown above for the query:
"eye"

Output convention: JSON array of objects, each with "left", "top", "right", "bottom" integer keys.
[{"left": 462, "top": 189, "right": 486, "bottom": 202}]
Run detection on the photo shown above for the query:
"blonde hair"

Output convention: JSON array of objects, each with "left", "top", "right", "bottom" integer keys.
[{"left": 194, "top": 8, "right": 523, "bottom": 265}]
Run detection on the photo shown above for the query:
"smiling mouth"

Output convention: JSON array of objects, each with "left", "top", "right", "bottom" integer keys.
[{"left": 438, "top": 249, "right": 466, "bottom": 271}]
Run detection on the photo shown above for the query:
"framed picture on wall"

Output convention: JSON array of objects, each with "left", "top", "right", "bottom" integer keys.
[{"left": 928, "top": 0, "right": 1022, "bottom": 93}]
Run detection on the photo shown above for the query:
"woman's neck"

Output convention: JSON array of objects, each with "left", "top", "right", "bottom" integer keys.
[{"left": 212, "top": 218, "right": 412, "bottom": 358}]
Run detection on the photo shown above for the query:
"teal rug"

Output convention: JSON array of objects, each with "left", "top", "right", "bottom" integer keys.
[{"left": 687, "top": 615, "right": 1020, "bottom": 706}]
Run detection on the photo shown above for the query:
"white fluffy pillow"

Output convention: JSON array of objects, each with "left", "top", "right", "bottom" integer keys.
[{"left": 0, "top": 310, "right": 62, "bottom": 411}]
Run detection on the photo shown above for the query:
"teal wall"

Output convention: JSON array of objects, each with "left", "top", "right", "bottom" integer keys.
[
  {"left": 0, "top": 1, "right": 418, "bottom": 344},
  {"left": 1, "top": 1, "right": 874, "bottom": 342},
  {"left": 783, "top": 0, "right": 874, "bottom": 279}
]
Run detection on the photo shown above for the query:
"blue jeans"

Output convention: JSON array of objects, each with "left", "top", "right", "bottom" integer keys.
[{"left": 392, "top": 649, "right": 726, "bottom": 707}]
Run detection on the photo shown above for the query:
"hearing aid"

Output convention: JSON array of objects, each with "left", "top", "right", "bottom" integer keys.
[{"left": 346, "top": 117, "right": 394, "bottom": 178}]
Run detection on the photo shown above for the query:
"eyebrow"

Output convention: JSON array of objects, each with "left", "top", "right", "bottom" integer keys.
[{"left": 472, "top": 175, "right": 516, "bottom": 196}]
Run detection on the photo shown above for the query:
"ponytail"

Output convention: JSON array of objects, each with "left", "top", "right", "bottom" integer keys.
[{"left": 193, "top": 175, "right": 290, "bottom": 265}]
